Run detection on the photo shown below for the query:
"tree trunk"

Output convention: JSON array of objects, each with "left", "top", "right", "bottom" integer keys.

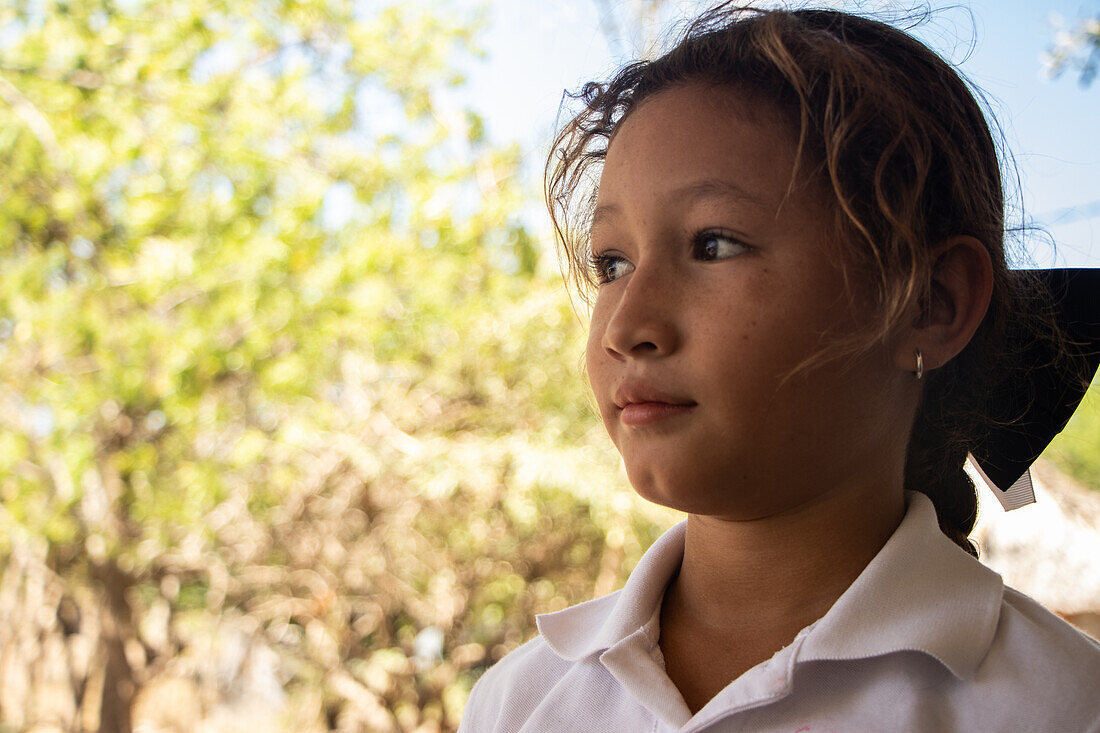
[{"left": 90, "top": 558, "right": 139, "bottom": 733}]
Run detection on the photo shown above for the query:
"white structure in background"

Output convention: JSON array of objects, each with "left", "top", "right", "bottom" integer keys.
[{"left": 971, "top": 458, "right": 1100, "bottom": 639}]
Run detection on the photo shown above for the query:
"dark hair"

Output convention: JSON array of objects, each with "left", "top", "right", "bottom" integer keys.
[{"left": 546, "top": 4, "right": 1071, "bottom": 556}]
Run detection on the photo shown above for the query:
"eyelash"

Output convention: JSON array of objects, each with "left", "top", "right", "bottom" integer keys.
[{"left": 589, "top": 229, "right": 749, "bottom": 284}]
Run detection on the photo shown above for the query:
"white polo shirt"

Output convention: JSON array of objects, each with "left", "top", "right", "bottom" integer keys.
[{"left": 459, "top": 492, "right": 1100, "bottom": 732}]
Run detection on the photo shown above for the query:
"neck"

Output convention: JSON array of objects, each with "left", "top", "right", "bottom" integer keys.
[{"left": 664, "top": 481, "right": 906, "bottom": 640}]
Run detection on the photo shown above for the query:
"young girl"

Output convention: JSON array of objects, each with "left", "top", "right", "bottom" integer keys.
[{"left": 460, "top": 5, "right": 1100, "bottom": 731}]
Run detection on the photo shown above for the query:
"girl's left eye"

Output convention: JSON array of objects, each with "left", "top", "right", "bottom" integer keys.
[
  {"left": 589, "top": 252, "right": 634, "bottom": 284},
  {"left": 692, "top": 230, "right": 748, "bottom": 261}
]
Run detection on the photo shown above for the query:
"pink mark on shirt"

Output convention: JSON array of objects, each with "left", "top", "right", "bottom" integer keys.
[{"left": 794, "top": 727, "right": 811, "bottom": 732}]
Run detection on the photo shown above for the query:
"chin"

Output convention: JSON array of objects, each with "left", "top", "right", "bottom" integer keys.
[
  {"left": 624, "top": 462, "right": 793, "bottom": 519},
  {"left": 625, "top": 466, "right": 721, "bottom": 515}
]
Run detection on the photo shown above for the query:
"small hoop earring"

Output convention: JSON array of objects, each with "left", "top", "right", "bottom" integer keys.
[{"left": 914, "top": 348, "right": 924, "bottom": 381}]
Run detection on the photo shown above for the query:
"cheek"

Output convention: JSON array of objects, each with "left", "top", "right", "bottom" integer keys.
[
  {"left": 584, "top": 316, "right": 601, "bottom": 382},
  {"left": 585, "top": 294, "right": 613, "bottom": 370},
  {"left": 584, "top": 308, "right": 613, "bottom": 407},
  {"left": 692, "top": 289, "right": 838, "bottom": 405},
  {"left": 585, "top": 316, "right": 599, "bottom": 365},
  {"left": 584, "top": 304, "right": 628, "bottom": 449}
]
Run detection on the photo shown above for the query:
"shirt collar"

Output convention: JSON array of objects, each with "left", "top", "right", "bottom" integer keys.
[
  {"left": 536, "top": 520, "right": 686, "bottom": 662},
  {"left": 536, "top": 491, "right": 1004, "bottom": 679},
  {"left": 798, "top": 491, "right": 1004, "bottom": 679}
]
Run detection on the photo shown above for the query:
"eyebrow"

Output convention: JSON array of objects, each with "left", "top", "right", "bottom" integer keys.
[{"left": 589, "top": 178, "right": 768, "bottom": 232}]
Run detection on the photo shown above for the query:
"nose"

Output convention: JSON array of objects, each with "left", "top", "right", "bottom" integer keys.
[{"left": 599, "top": 271, "right": 681, "bottom": 360}]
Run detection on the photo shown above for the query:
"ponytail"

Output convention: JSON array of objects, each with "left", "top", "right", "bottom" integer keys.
[{"left": 904, "top": 375, "right": 981, "bottom": 557}]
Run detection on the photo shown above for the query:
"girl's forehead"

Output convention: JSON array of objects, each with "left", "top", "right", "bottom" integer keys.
[
  {"left": 611, "top": 82, "right": 795, "bottom": 149},
  {"left": 597, "top": 84, "right": 804, "bottom": 205}
]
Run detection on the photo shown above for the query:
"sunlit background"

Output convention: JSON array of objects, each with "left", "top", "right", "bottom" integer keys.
[{"left": 0, "top": 1, "right": 1097, "bottom": 732}]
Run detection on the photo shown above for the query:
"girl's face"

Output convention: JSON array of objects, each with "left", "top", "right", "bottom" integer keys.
[{"left": 586, "top": 83, "right": 916, "bottom": 519}]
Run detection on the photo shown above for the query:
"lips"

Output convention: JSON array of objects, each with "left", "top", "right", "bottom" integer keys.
[{"left": 614, "top": 382, "right": 696, "bottom": 427}]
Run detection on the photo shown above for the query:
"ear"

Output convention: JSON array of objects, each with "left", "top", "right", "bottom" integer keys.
[{"left": 893, "top": 236, "right": 993, "bottom": 376}]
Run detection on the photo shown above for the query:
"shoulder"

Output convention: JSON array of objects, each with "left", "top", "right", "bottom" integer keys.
[
  {"left": 472, "top": 632, "right": 574, "bottom": 701},
  {"left": 977, "top": 585, "right": 1100, "bottom": 724},
  {"left": 458, "top": 590, "right": 627, "bottom": 732},
  {"left": 457, "top": 634, "right": 575, "bottom": 733},
  {"left": 994, "top": 585, "right": 1100, "bottom": 662}
]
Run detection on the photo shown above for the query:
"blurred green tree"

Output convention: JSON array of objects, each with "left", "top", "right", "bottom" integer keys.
[
  {"left": 0, "top": 1, "right": 671, "bottom": 730},
  {"left": 1046, "top": 12, "right": 1100, "bottom": 86}
]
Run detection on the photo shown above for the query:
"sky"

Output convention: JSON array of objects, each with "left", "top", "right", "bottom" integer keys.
[{"left": 454, "top": 0, "right": 1100, "bottom": 268}]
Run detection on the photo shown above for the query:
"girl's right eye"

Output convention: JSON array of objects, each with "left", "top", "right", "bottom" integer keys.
[{"left": 590, "top": 252, "right": 634, "bottom": 284}]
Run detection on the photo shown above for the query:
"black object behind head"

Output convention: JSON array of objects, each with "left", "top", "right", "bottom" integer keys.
[{"left": 971, "top": 268, "right": 1100, "bottom": 496}]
